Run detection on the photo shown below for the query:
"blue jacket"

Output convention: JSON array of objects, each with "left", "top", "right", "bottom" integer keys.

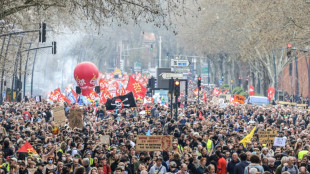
[{"left": 234, "top": 161, "right": 250, "bottom": 174}]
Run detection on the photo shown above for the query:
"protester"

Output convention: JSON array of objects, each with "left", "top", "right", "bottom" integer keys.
[{"left": 1, "top": 79, "right": 310, "bottom": 174}]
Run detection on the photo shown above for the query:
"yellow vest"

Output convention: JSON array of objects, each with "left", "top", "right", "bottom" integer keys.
[
  {"left": 207, "top": 139, "right": 213, "bottom": 152},
  {"left": 178, "top": 145, "right": 183, "bottom": 153},
  {"left": 298, "top": 150, "right": 308, "bottom": 159}
]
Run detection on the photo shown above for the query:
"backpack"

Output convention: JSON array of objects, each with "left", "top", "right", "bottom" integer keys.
[{"left": 247, "top": 166, "right": 261, "bottom": 174}]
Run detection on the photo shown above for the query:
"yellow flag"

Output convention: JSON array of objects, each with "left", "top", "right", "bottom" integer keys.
[{"left": 239, "top": 126, "right": 256, "bottom": 147}]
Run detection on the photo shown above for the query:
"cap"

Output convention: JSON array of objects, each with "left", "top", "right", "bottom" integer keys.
[
  {"left": 120, "top": 143, "right": 125, "bottom": 146},
  {"left": 10, "top": 158, "right": 17, "bottom": 162}
]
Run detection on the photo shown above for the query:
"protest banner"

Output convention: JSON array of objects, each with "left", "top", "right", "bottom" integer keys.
[
  {"left": 69, "top": 109, "right": 83, "bottom": 129},
  {"left": 273, "top": 137, "right": 286, "bottom": 147},
  {"left": 258, "top": 129, "right": 277, "bottom": 144},
  {"left": 234, "top": 94, "right": 246, "bottom": 104},
  {"left": 100, "top": 135, "right": 110, "bottom": 145},
  {"left": 53, "top": 106, "right": 66, "bottom": 127},
  {"left": 136, "top": 135, "right": 172, "bottom": 151}
]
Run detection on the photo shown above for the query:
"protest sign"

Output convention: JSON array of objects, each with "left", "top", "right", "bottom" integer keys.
[
  {"left": 53, "top": 106, "right": 66, "bottom": 127},
  {"left": 273, "top": 137, "right": 286, "bottom": 147},
  {"left": 234, "top": 94, "right": 246, "bottom": 104},
  {"left": 258, "top": 129, "right": 277, "bottom": 144},
  {"left": 136, "top": 135, "right": 172, "bottom": 151},
  {"left": 69, "top": 109, "right": 83, "bottom": 129},
  {"left": 100, "top": 135, "right": 110, "bottom": 145}
]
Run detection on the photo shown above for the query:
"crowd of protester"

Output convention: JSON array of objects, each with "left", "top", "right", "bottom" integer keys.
[{"left": 0, "top": 85, "right": 310, "bottom": 174}]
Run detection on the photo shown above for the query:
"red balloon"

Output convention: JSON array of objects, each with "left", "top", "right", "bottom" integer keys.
[{"left": 74, "top": 62, "right": 99, "bottom": 96}]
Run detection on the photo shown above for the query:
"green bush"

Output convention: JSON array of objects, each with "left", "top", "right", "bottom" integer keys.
[
  {"left": 240, "top": 91, "right": 248, "bottom": 97},
  {"left": 232, "top": 87, "right": 244, "bottom": 94},
  {"left": 220, "top": 84, "right": 230, "bottom": 90}
]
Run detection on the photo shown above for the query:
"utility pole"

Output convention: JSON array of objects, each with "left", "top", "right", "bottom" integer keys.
[{"left": 159, "top": 36, "right": 162, "bottom": 68}]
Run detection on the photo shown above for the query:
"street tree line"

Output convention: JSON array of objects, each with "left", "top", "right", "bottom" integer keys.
[{"left": 177, "top": 0, "right": 310, "bottom": 95}]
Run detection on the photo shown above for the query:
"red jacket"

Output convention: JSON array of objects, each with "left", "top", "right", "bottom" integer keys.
[{"left": 217, "top": 157, "right": 227, "bottom": 174}]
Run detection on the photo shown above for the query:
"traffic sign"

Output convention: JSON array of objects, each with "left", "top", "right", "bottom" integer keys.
[
  {"left": 160, "top": 73, "right": 184, "bottom": 79},
  {"left": 171, "top": 59, "right": 191, "bottom": 67},
  {"left": 219, "top": 80, "right": 223, "bottom": 85}
]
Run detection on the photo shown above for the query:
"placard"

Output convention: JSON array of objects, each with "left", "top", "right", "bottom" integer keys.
[
  {"left": 69, "top": 109, "right": 83, "bottom": 129},
  {"left": 53, "top": 106, "right": 66, "bottom": 127},
  {"left": 136, "top": 135, "right": 172, "bottom": 151},
  {"left": 258, "top": 129, "right": 277, "bottom": 144},
  {"left": 100, "top": 135, "right": 110, "bottom": 145},
  {"left": 273, "top": 137, "right": 286, "bottom": 147},
  {"left": 234, "top": 94, "right": 246, "bottom": 104}
]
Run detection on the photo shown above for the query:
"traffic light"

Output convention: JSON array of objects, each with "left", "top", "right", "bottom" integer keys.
[
  {"left": 174, "top": 79, "right": 180, "bottom": 96},
  {"left": 52, "top": 41, "right": 56, "bottom": 54},
  {"left": 238, "top": 77, "right": 241, "bottom": 86},
  {"left": 198, "top": 76, "right": 201, "bottom": 90},
  {"left": 39, "top": 22, "right": 46, "bottom": 43},
  {"left": 245, "top": 78, "right": 249, "bottom": 86},
  {"left": 287, "top": 43, "right": 292, "bottom": 57},
  {"left": 221, "top": 75, "right": 224, "bottom": 80},
  {"left": 150, "top": 44, "right": 153, "bottom": 51}
]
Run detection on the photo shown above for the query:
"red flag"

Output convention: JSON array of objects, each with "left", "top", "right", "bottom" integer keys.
[
  {"left": 99, "top": 79, "right": 108, "bottom": 91},
  {"left": 17, "top": 141, "right": 38, "bottom": 155},
  {"left": 126, "top": 75, "right": 147, "bottom": 99},
  {"left": 194, "top": 88, "right": 199, "bottom": 96},
  {"left": 58, "top": 94, "right": 71, "bottom": 104},
  {"left": 203, "top": 92, "right": 207, "bottom": 102},
  {"left": 213, "top": 87, "right": 221, "bottom": 96},
  {"left": 87, "top": 90, "right": 98, "bottom": 101},
  {"left": 268, "top": 87, "right": 275, "bottom": 101},
  {"left": 198, "top": 112, "right": 204, "bottom": 120},
  {"left": 49, "top": 88, "right": 61, "bottom": 101},
  {"left": 249, "top": 85, "right": 255, "bottom": 96},
  {"left": 100, "top": 90, "right": 112, "bottom": 104},
  {"left": 119, "top": 87, "right": 126, "bottom": 96},
  {"left": 223, "top": 89, "right": 229, "bottom": 94}
]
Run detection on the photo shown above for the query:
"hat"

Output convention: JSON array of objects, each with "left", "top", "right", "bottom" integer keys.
[
  {"left": 10, "top": 158, "right": 17, "bottom": 162},
  {"left": 120, "top": 143, "right": 125, "bottom": 146}
]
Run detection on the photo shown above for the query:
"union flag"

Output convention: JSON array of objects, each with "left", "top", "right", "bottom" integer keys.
[
  {"left": 17, "top": 141, "right": 38, "bottom": 157},
  {"left": 249, "top": 85, "right": 255, "bottom": 96},
  {"left": 203, "top": 92, "right": 207, "bottom": 102},
  {"left": 126, "top": 75, "right": 147, "bottom": 99},
  {"left": 100, "top": 90, "right": 112, "bottom": 104}
]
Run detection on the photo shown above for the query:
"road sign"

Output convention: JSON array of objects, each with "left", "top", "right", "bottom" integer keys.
[
  {"left": 219, "top": 80, "right": 223, "bottom": 85},
  {"left": 202, "top": 67, "right": 209, "bottom": 74},
  {"left": 171, "top": 59, "right": 191, "bottom": 67},
  {"left": 160, "top": 73, "right": 184, "bottom": 79}
]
